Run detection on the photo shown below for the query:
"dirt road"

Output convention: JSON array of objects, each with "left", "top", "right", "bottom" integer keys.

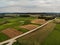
[
  {"left": 18, "top": 21, "right": 56, "bottom": 45},
  {"left": 0, "top": 20, "right": 54, "bottom": 45}
]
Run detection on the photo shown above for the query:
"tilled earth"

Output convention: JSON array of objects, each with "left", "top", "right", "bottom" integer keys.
[
  {"left": 31, "top": 19, "right": 46, "bottom": 24},
  {"left": 20, "top": 24, "right": 39, "bottom": 30},
  {"left": 1, "top": 28, "right": 23, "bottom": 38}
]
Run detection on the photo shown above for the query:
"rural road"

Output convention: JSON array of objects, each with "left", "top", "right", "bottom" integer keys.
[
  {"left": 18, "top": 20, "right": 55, "bottom": 45},
  {"left": 0, "top": 20, "right": 53, "bottom": 45}
]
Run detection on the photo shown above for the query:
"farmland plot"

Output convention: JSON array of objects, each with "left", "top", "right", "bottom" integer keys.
[
  {"left": 16, "top": 21, "right": 55, "bottom": 45},
  {"left": 20, "top": 24, "right": 39, "bottom": 30},
  {"left": 0, "top": 17, "right": 42, "bottom": 42},
  {"left": 31, "top": 19, "right": 46, "bottom": 25},
  {"left": 1, "top": 28, "right": 23, "bottom": 38},
  {"left": 0, "top": 17, "right": 36, "bottom": 31}
]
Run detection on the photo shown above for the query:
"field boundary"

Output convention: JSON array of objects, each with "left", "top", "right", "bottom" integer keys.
[{"left": 0, "top": 20, "right": 53, "bottom": 45}]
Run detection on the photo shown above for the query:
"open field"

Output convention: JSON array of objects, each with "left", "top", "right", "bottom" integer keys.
[
  {"left": 0, "top": 17, "right": 36, "bottom": 31},
  {"left": 0, "top": 13, "right": 58, "bottom": 45},
  {"left": 0, "top": 17, "right": 43, "bottom": 42},
  {"left": 42, "top": 23, "right": 60, "bottom": 45},
  {"left": 14, "top": 21, "right": 55, "bottom": 45}
]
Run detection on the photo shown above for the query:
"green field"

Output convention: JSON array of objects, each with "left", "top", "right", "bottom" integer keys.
[
  {"left": 0, "top": 17, "right": 39, "bottom": 42},
  {"left": 0, "top": 17, "right": 36, "bottom": 31},
  {"left": 42, "top": 23, "right": 60, "bottom": 45},
  {"left": 13, "top": 19, "right": 60, "bottom": 45},
  {"left": 0, "top": 32, "right": 9, "bottom": 42},
  {"left": 12, "top": 21, "right": 55, "bottom": 45}
]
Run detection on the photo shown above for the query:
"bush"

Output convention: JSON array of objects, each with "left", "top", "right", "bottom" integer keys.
[
  {"left": 45, "top": 17, "right": 55, "bottom": 21},
  {"left": 38, "top": 16, "right": 46, "bottom": 19},
  {"left": 38, "top": 16, "right": 55, "bottom": 20}
]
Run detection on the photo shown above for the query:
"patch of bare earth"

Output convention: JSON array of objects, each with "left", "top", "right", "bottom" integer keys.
[
  {"left": 18, "top": 21, "right": 56, "bottom": 45},
  {"left": 31, "top": 19, "right": 46, "bottom": 24},
  {"left": 20, "top": 24, "right": 39, "bottom": 30},
  {"left": 54, "top": 19, "right": 60, "bottom": 23},
  {"left": 1, "top": 28, "right": 23, "bottom": 38}
]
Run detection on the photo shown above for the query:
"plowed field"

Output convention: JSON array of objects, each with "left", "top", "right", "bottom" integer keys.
[
  {"left": 31, "top": 19, "right": 46, "bottom": 24},
  {"left": 1, "top": 28, "right": 23, "bottom": 38},
  {"left": 20, "top": 24, "right": 39, "bottom": 30}
]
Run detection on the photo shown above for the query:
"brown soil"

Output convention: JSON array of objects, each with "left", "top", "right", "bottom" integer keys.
[
  {"left": 20, "top": 24, "right": 38, "bottom": 30},
  {"left": 31, "top": 19, "right": 46, "bottom": 24},
  {"left": 1, "top": 28, "right": 23, "bottom": 38}
]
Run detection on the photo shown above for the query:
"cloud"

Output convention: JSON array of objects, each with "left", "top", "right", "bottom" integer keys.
[
  {"left": 0, "top": 0, "right": 56, "bottom": 6},
  {"left": 0, "top": 0, "right": 60, "bottom": 12}
]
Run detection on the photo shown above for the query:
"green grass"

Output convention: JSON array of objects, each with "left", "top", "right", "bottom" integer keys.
[
  {"left": 14, "top": 27, "right": 29, "bottom": 33},
  {"left": 0, "top": 17, "right": 38, "bottom": 42},
  {"left": 12, "top": 41, "right": 22, "bottom": 45},
  {"left": 0, "top": 17, "right": 36, "bottom": 31},
  {"left": 42, "top": 24, "right": 60, "bottom": 45},
  {"left": 0, "top": 32, "right": 9, "bottom": 42}
]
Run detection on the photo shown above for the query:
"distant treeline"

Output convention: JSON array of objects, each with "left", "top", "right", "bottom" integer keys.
[
  {"left": 0, "top": 13, "right": 60, "bottom": 18},
  {"left": 38, "top": 16, "right": 55, "bottom": 20}
]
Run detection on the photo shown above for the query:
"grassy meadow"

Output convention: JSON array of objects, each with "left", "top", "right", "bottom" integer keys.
[{"left": 42, "top": 23, "right": 60, "bottom": 45}]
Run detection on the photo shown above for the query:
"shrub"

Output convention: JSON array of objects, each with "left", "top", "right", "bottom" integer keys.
[
  {"left": 45, "top": 17, "right": 55, "bottom": 21},
  {"left": 38, "top": 16, "right": 46, "bottom": 19},
  {"left": 38, "top": 16, "right": 55, "bottom": 21}
]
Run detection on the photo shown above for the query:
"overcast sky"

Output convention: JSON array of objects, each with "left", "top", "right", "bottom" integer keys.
[{"left": 0, "top": 0, "right": 60, "bottom": 12}]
